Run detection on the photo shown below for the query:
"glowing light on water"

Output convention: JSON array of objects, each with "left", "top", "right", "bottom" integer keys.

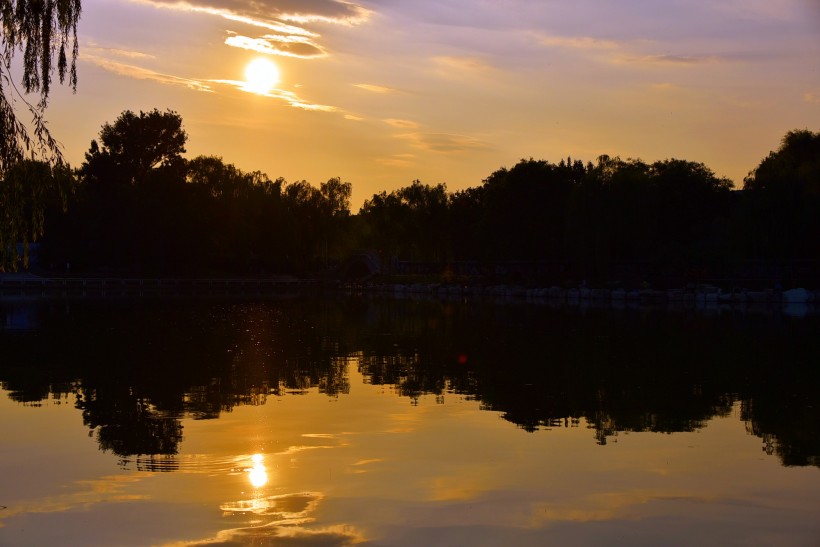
[{"left": 248, "top": 453, "right": 268, "bottom": 488}]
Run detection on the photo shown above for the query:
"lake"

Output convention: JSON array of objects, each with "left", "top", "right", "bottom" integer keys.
[{"left": 1, "top": 295, "right": 819, "bottom": 546}]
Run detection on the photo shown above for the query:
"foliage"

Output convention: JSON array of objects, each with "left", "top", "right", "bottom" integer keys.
[
  {"left": 741, "top": 130, "right": 820, "bottom": 260},
  {"left": 360, "top": 180, "right": 449, "bottom": 263},
  {"left": 31, "top": 119, "right": 820, "bottom": 284},
  {"left": 0, "top": 159, "right": 73, "bottom": 270},
  {"left": 0, "top": 0, "right": 81, "bottom": 268},
  {"left": 0, "top": 0, "right": 81, "bottom": 174},
  {"left": 82, "top": 109, "right": 187, "bottom": 186},
  {"left": 39, "top": 110, "right": 355, "bottom": 275}
]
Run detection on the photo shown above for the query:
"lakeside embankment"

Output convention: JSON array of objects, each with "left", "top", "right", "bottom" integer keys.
[{"left": 2, "top": 273, "right": 817, "bottom": 314}]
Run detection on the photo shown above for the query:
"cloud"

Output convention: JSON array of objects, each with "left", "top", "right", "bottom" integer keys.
[
  {"left": 537, "top": 34, "right": 621, "bottom": 51},
  {"left": 224, "top": 33, "right": 326, "bottom": 58},
  {"left": 384, "top": 118, "right": 419, "bottom": 129},
  {"left": 618, "top": 54, "right": 723, "bottom": 66},
  {"left": 129, "top": 0, "right": 371, "bottom": 72},
  {"left": 84, "top": 42, "right": 156, "bottom": 60},
  {"left": 376, "top": 154, "right": 416, "bottom": 168},
  {"left": 85, "top": 55, "right": 213, "bottom": 92},
  {"left": 432, "top": 55, "right": 494, "bottom": 74},
  {"left": 87, "top": 51, "right": 334, "bottom": 111},
  {"left": 533, "top": 32, "right": 730, "bottom": 70},
  {"left": 397, "top": 132, "right": 487, "bottom": 153},
  {"left": 133, "top": 0, "right": 371, "bottom": 28},
  {"left": 354, "top": 83, "right": 395, "bottom": 94}
]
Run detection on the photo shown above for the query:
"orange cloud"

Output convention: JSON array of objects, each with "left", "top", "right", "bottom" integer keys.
[
  {"left": 354, "top": 83, "right": 395, "bottom": 94},
  {"left": 205, "top": 78, "right": 336, "bottom": 110},
  {"left": 85, "top": 55, "right": 213, "bottom": 92},
  {"left": 384, "top": 118, "right": 419, "bottom": 129},
  {"left": 397, "top": 132, "right": 487, "bottom": 153}
]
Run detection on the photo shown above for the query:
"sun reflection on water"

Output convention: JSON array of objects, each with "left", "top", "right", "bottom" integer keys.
[{"left": 248, "top": 453, "right": 268, "bottom": 488}]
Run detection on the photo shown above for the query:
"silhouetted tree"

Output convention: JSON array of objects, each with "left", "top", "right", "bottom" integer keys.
[
  {"left": 741, "top": 130, "right": 820, "bottom": 262},
  {"left": 0, "top": 160, "right": 74, "bottom": 270},
  {"left": 481, "top": 159, "right": 575, "bottom": 262},
  {"left": 360, "top": 180, "right": 449, "bottom": 265},
  {"left": 81, "top": 109, "right": 187, "bottom": 187}
]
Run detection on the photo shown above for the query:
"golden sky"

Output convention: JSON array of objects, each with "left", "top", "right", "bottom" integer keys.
[{"left": 44, "top": 0, "right": 820, "bottom": 209}]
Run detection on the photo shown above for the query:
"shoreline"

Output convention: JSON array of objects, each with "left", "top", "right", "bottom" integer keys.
[{"left": 0, "top": 274, "right": 817, "bottom": 316}]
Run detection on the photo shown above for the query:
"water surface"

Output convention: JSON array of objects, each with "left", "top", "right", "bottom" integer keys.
[{"left": 1, "top": 297, "right": 818, "bottom": 545}]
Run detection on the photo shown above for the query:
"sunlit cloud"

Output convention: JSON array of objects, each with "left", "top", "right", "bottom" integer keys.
[
  {"left": 85, "top": 55, "right": 213, "bottom": 92},
  {"left": 132, "top": 0, "right": 371, "bottom": 28},
  {"left": 211, "top": 78, "right": 337, "bottom": 110},
  {"left": 354, "top": 83, "right": 395, "bottom": 94},
  {"left": 84, "top": 41, "right": 156, "bottom": 60},
  {"left": 129, "top": 0, "right": 371, "bottom": 75},
  {"left": 215, "top": 10, "right": 317, "bottom": 36},
  {"left": 224, "top": 33, "right": 326, "bottom": 58},
  {"left": 397, "top": 132, "right": 487, "bottom": 153},
  {"left": 376, "top": 154, "right": 416, "bottom": 168},
  {"left": 384, "top": 118, "right": 419, "bottom": 129}
]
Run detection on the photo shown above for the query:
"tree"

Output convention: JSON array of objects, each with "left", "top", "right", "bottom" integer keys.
[
  {"left": 0, "top": 159, "right": 73, "bottom": 270},
  {"left": 66, "top": 110, "right": 188, "bottom": 273},
  {"left": 81, "top": 109, "right": 188, "bottom": 186},
  {"left": 320, "top": 177, "right": 352, "bottom": 218},
  {"left": 741, "top": 129, "right": 820, "bottom": 261},
  {"left": 1, "top": 0, "right": 81, "bottom": 174},
  {"left": 360, "top": 180, "right": 449, "bottom": 263},
  {"left": 1, "top": 1, "right": 81, "bottom": 269}
]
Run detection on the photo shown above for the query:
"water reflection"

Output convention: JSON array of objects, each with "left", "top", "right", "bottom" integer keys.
[
  {"left": 248, "top": 454, "right": 268, "bottom": 488},
  {"left": 0, "top": 297, "right": 818, "bottom": 468}
]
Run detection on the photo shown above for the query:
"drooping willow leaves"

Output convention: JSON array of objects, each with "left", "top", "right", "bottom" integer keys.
[{"left": 1, "top": 0, "right": 81, "bottom": 269}]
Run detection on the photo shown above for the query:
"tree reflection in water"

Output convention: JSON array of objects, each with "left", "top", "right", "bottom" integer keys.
[{"left": 0, "top": 296, "right": 817, "bottom": 468}]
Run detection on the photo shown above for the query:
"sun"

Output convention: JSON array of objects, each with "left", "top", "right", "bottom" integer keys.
[{"left": 244, "top": 58, "right": 280, "bottom": 95}]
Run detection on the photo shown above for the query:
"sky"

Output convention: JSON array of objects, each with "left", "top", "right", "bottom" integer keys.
[{"left": 41, "top": 0, "right": 820, "bottom": 210}]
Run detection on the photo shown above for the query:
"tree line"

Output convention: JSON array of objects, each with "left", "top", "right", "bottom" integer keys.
[{"left": 1, "top": 109, "right": 818, "bottom": 285}]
